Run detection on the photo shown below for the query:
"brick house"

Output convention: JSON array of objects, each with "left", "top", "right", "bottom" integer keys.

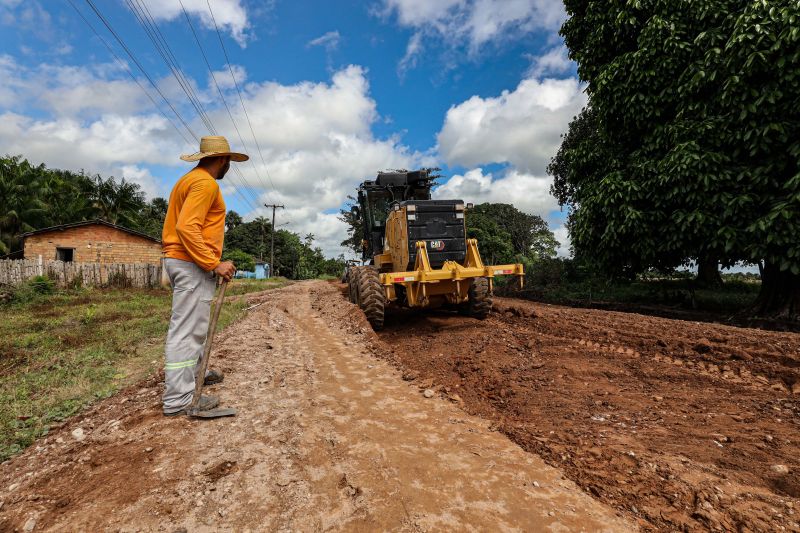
[{"left": 22, "top": 220, "right": 162, "bottom": 265}]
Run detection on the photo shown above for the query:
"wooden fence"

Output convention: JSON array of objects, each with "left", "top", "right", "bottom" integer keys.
[{"left": 0, "top": 258, "right": 164, "bottom": 289}]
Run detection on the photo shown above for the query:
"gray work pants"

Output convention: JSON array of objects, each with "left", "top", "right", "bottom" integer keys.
[{"left": 163, "top": 258, "right": 217, "bottom": 413}]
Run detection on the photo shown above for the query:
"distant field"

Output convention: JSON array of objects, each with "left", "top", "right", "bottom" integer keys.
[{"left": 0, "top": 277, "right": 289, "bottom": 461}]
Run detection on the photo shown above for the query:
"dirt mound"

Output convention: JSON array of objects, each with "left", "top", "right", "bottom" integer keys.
[{"left": 356, "top": 291, "right": 800, "bottom": 532}]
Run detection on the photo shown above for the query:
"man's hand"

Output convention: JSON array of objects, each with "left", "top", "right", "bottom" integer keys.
[{"left": 213, "top": 261, "right": 236, "bottom": 281}]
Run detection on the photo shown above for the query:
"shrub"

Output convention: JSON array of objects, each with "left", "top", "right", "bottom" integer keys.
[{"left": 28, "top": 275, "right": 54, "bottom": 294}]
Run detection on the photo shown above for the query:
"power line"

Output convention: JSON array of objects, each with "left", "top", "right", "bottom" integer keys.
[
  {"left": 83, "top": 0, "right": 198, "bottom": 142},
  {"left": 66, "top": 0, "right": 192, "bottom": 145},
  {"left": 119, "top": 0, "right": 261, "bottom": 211},
  {"left": 78, "top": 0, "right": 261, "bottom": 214},
  {"left": 125, "top": 0, "right": 216, "bottom": 136},
  {"left": 206, "top": 0, "right": 279, "bottom": 199},
  {"left": 177, "top": 0, "right": 274, "bottom": 205}
]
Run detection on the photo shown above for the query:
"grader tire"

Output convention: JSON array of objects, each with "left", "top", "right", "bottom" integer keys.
[
  {"left": 347, "top": 267, "right": 361, "bottom": 303},
  {"left": 467, "top": 277, "right": 492, "bottom": 319},
  {"left": 357, "top": 267, "right": 385, "bottom": 329}
]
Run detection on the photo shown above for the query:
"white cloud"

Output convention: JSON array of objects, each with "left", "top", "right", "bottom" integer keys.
[
  {"left": 380, "top": 0, "right": 566, "bottom": 66},
  {"left": 551, "top": 223, "right": 571, "bottom": 257},
  {"left": 434, "top": 167, "right": 557, "bottom": 216},
  {"left": 0, "top": 56, "right": 150, "bottom": 117},
  {"left": 398, "top": 31, "right": 423, "bottom": 77},
  {"left": 434, "top": 167, "right": 571, "bottom": 256},
  {"left": 201, "top": 65, "right": 429, "bottom": 256},
  {"left": 307, "top": 30, "right": 341, "bottom": 50},
  {"left": 117, "top": 164, "right": 162, "bottom": 199},
  {"left": 134, "top": 0, "right": 251, "bottom": 47},
  {"left": 0, "top": 111, "right": 184, "bottom": 173},
  {"left": 437, "top": 76, "right": 586, "bottom": 173},
  {"left": 433, "top": 73, "right": 583, "bottom": 256},
  {"left": 525, "top": 45, "right": 572, "bottom": 79},
  {"left": 208, "top": 64, "right": 246, "bottom": 91},
  {"left": 379, "top": 0, "right": 464, "bottom": 27},
  {"left": 0, "top": 56, "right": 424, "bottom": 258}
]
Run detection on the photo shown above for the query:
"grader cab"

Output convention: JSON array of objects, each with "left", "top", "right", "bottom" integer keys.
[{"left": 346, "top": 169, "right": 524, "bottom": 329}]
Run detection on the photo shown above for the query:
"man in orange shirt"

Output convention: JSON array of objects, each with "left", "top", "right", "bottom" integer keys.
[{"left": 161, "top": 136, "right": 247, "bottom": 416}]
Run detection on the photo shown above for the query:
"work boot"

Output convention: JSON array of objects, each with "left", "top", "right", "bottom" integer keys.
[
  {"left": 204, "top": 368, "right": 224, "bottom": 386},
  {"left": 163, "top": 394, "right": 219, "bottom": 416}
]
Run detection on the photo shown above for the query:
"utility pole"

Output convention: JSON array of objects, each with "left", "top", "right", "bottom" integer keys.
[{"left": 264, "top": 204, "right": 284, "bottom": 277}]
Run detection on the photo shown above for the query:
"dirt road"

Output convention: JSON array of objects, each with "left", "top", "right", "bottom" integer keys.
[{"left": 0, "top": 281, "right": 630, "bottom": 532}]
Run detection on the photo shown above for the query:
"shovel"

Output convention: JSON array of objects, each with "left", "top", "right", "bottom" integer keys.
[{"left": 187, "top": 278, "right": 237, "bottom": 419}]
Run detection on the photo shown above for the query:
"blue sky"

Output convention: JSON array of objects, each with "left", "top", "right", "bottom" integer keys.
[{"left": 0, "top": 0, "right": 583, "bottom": 257}]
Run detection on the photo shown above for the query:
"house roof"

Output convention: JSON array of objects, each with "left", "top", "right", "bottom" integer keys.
[{"left": 20, "top": 219, "right": 161, "bottom": 243}]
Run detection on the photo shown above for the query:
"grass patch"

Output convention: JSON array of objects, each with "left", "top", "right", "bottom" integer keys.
[
  {"left": 0, "top": 277, "right": 285, "bottom": 462},
  {"left": 225, "top": 276, "right": 290, "bottom": 297}
]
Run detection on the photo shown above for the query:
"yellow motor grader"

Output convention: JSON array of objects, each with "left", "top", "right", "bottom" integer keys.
[{"left": 345, "top": 169, "right": 524, "bottom": 329}]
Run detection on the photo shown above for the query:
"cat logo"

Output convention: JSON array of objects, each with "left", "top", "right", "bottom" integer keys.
[{"left": 428, "top": 240, "right": 446, "bottom": 251}]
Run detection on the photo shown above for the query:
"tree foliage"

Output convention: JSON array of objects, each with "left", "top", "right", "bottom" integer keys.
[
  {"left": 338, "top": 195, "right": 364, "bottom": 255},
  {"left": 0, "top": 155, "right": 166, "bottom": 255},
  {"left": 222, "top": 248, "right": 256, "bottom": 272},
  {"left": 223, "top": 216, "right": 344, "bottom": 279},
  {"left": 552, "top": 0, "right": 800, "bottom": 316},
  {"left": 467, "top": 203, "right": 558, "bottom": 264}
]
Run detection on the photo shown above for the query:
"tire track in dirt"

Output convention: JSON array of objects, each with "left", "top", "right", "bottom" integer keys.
[{"left": 0, "top": 281, "right": 631, "bottom": 532}]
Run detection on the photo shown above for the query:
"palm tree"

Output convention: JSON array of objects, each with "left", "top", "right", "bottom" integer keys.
[
  {"left": 88, "top": 174, "right": 145, "bottom": 227},
  {"left": 0, "top": 156, "right": 48, "bottom": 254}
]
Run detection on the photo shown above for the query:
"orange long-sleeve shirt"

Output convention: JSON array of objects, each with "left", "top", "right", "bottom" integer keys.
[{"left": 162, "top": 167, "right": 226, "bottom": 271}]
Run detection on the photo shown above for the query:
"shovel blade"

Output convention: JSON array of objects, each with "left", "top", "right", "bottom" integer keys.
[{"left": 188, "top": 407, "right": 237, "bottom": 418}]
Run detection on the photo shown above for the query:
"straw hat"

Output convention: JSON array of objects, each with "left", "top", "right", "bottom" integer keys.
[{"left": 180, "top": 135, "right": 249, "bottom": 162}]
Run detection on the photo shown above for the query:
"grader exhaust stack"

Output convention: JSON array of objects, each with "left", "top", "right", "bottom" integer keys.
[{"left": 346, "top": 169, "right": 524, "bottom": 329}]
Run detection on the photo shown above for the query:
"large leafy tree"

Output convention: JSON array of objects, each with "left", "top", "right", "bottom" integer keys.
[
  {"left": 552, "top": 0, "right": 800, "bottom": 317},
  {"left": 467, "top": 203, "right": 558, "bottom": 263},
  {"left": 224, "top": 217, "right": 271, "bottom": 260},
  {"left": 222, "top": 248, "right": 256, "bottom": 272}
]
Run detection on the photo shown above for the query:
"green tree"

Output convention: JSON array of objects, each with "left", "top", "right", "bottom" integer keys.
[
  {"left": 225, "top": 210, "right": 243, "bottom": 231},
  {"left": 0, "top": 156, "right": 49, "bottom": 255},
  {"left": 222, "top": 248, "right": 255, "bottom": 272},
  {"left": 338, "top": 195, "right": 364, "bottom": 255},
  {"left": 0, "top": 155, "right": 165, "bottom": 255},
  {"left": 133, "top": 197, "right": 168, "bottom": 239},
  {"left": 466, "top": 211, "right": 515, "bottom": 265},
  {"left": 467, "top": 203, "right": 558, "bottom": 264},
  {"left": 225, "top": 218, "right": 270, "bottom": 260},
  {"left": 553, "top": 0, "right": 800, "bottom": 317},
  {"left": 89, "top": 174, "right": 146, "bottom": 227}
]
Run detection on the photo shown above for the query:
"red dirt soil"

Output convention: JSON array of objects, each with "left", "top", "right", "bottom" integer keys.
[{"left": 352, "top": 288, "right": 800, "bottom": 532}]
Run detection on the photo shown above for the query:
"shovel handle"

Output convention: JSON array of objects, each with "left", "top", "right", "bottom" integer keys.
[{"left": 190, "top": 278, "right": 228, "bottom": 411}]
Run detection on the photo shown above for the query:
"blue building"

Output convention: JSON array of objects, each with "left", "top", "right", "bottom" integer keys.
[
  {"left": 255, "top": 262, "right": 270, "bottom": 279},
  {"left": 234, "top": 262, "right": 270, "bottom": 279}
]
